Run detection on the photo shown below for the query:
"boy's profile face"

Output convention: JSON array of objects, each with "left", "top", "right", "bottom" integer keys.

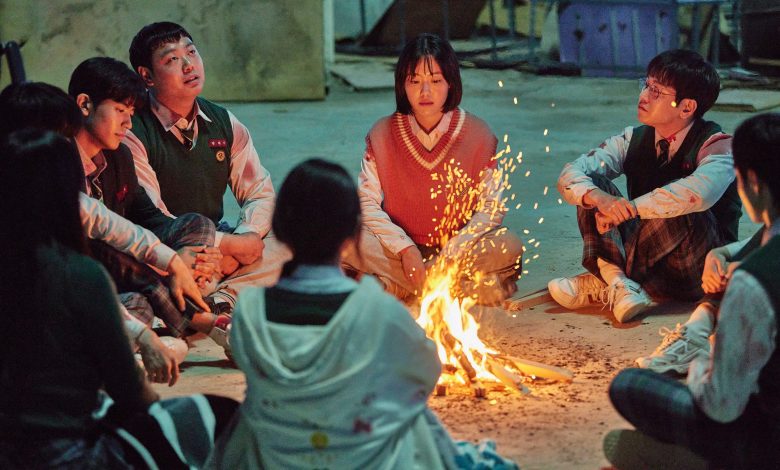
[
  {"left": 637, "top": 76, "right": 681, "bottom": 128},
  {"left": 143, "top": 36, "right": 204, "bottom": 105},
  {"left": 84, "top": 98, "right": 134, "bottom": 151}
]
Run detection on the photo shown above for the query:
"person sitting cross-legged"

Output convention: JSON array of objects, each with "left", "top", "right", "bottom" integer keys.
[
  {"left": 548, "top": 49, "right": 741, "bottom": 323},
  {"left": 68, "top": 57, "right": 234, "bottom": 350},
  {"left": 605, "top": 113, "right": 780, "bottom": 470},
  {"left": 206, "top": 159, "right": 518, "bottom": 469},
  {"left": 125, "top": 22, "right": 290, "bottom": 316}
]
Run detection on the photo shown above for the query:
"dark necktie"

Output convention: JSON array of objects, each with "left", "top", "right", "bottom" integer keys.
[
  {"left": 177, "top": 124, "right": 195, "bottom": 150},
  {"left": 658, "top": 138, "right": 670, "bottom": 165},
  {"left": 90, "top": 174, "right": 104, "bottom": 202}
]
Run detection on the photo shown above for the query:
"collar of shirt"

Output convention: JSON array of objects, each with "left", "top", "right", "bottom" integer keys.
[
  {"left": 274, "top": 264, "right": 357, "bottom": 294},
  {"left": 655, "top": 120, "right": 695, "bottom": 160},
  {"left": 408, "top": 110, "right": 453, "bottom": 151},
  {"left": 75, "top": 139, "right": 107, "bottom": 195},
  {"left": 149, "top": 93, "right": 212, "bottom": 143}
]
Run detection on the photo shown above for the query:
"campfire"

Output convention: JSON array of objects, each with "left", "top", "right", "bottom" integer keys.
[
  {"left": 415, "top": 149, "right": 572, "bottom": 397},
  {"left": 415, "top": 257, "right": 572, "bottom": 397}
]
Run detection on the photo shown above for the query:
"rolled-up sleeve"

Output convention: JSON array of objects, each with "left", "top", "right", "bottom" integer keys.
[{"left": 557, "top": 127, "right": 633, "bottom": 207}]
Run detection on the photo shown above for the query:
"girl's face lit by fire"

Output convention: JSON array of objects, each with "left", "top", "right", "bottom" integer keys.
[{"left": 404, "top": 56, "right": 449, "bottom": 129}]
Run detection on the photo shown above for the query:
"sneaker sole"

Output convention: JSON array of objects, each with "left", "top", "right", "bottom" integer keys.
[
  {"left": 634, "top": 358, "right": 690, "bottom": 375},
  {"left": 614, "top": 301, "right": 651, "bottom": 323}
]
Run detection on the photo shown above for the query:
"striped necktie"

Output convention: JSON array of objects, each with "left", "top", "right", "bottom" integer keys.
[{"left": 658, "top": 138, "right": 670, "bottom": 165}]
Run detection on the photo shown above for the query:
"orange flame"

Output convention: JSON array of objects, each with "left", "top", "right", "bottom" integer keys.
[{"left": 416, "top": 258, "right": 502, "bottom": 386}]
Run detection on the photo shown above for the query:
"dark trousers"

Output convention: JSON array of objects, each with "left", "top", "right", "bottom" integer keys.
[
  {"left": 609, "top": 368, "right": 780, "bottom": 469},
  {"left": 91, "top": 213, "right": 215, "bottom": 337},
  {"left": 578, "top": 174, "right": 722, "bottom": 300}
]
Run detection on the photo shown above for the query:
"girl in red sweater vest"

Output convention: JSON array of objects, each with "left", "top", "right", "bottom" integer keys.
[{"left": 343, "top": 33, "right": 523, "bottom": 305}]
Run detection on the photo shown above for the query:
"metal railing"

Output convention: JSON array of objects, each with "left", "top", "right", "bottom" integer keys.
[{"left": 1, "top": 40, "right": 27, "bottom": 84}]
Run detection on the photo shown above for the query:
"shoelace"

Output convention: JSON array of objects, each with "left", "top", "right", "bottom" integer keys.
[
  {"left": 602, "top": 280, "right": 642, "bottom": 312},
  {"left": 654, "top": 324, "right": 686, "bottom": 353},
  {"left": 573, "top": 275, "right": 610, "bottom": 305}
]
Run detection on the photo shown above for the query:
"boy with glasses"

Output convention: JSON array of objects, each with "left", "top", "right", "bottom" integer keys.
[{"left": 548, "top": 49, "right": 741, "bottom": 322}]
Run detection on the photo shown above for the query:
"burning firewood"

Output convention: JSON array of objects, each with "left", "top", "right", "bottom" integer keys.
[{"left": 497, "top": 354, "right": 573, "bottom": 383}]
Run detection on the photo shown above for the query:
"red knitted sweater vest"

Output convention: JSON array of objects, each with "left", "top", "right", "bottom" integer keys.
[{"left": 366, "top": 109, "right": 498, "bottom": 247}]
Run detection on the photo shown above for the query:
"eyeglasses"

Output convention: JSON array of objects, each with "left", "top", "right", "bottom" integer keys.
[{"left": 639, "top": 78, "right": 676, "bottom": 101}]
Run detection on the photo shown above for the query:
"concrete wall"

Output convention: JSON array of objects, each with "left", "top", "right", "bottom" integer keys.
[{"left": 0, "top": 0, "right": 326, "bottom": 101}]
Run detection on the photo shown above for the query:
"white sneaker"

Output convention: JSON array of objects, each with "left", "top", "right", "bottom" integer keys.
[
  {"left": 635, "top": 324, "right": 710, "bottom": 374},
  {"left": 208, "top": 321, "right": 233, "bottom": 362},
  {"left": 548, "top": 273, "right": 608, "bottom": 309},
  {"left": 605, "top": 279, "right": 652, "bottom": 322}
]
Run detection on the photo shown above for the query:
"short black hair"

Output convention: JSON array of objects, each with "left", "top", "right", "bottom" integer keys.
[
  {"left": 129, "top": 22, "right": 193, "bottom": 72},
  {"left": 0, "top": 82, "right": 82, "bottom": 140},
  {"left": 395, "top": 33, "right": 462, "bottom": 115},
  {"left": 646, "top": 49, "right": 720, "bottom": 118},
  {"left": 733, "top": 113, "right": 780, "bottom": 205},
  {"left": 272, "top": 159, "right": 360, "bottom": 267},
  {"left": 68, "top": 57, "right": 147, "bottom": 108}
]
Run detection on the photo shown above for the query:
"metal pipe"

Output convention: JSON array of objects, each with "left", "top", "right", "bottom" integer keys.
[
  {"left": 359, "top": 0, "right": 367, "bottom": 38},
  {"left": 489, "top": 0, "right": 498, "bottom": 61},
  {"left": 508, "top": 0, "right": 517, "bottom": 38}
]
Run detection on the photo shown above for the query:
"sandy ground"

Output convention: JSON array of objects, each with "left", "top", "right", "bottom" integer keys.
[{"left": 154, "top": 56, "right": 763, "bottom": 469}]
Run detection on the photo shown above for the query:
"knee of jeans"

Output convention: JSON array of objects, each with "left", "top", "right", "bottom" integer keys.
[{"left": 608, "top": 368, "right": 642, "bottom": 407}]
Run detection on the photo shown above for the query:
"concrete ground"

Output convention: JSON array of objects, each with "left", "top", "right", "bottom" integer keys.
[{"left": 155, "top": 56, "right": 763, "bottom": 469}]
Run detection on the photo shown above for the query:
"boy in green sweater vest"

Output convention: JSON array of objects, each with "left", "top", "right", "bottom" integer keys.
[
  {"left": 605, "top": 113, "right": 780, "bottom": 469},
  {"left": 124, "top": 22, "right": 290, "bottom": 319},
  {"left": 549, "top": 49, "right": 740, "bottom": 323}
]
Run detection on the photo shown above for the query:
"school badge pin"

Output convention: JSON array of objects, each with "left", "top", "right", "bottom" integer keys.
[{"left": 208, "top": 138, "right": 228, "bottom": 162}]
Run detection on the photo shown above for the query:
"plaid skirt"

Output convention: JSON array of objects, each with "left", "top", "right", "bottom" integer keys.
[{"left": 577, "top": 174, "right": 722, "bottom": 300}]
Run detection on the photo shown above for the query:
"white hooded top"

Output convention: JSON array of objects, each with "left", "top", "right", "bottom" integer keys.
[{"left": 206, "top": 275, "right": 459, "bottom": 469}]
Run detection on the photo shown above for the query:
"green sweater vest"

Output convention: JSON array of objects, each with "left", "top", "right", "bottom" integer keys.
[{"left": 131, "top": 97, "right": 234, "bottom": 224}]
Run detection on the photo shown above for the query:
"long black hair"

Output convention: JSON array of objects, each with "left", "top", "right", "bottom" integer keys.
[
  {"left": 272, "top": 159, "right": 360, "bottom": 276},
  {"left": 0, "top": 129, "right": 87, "bottom": 349}
]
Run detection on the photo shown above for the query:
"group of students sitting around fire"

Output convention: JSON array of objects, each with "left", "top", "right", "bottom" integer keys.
[{"left": 0, "top": 19, "right": 777, "bottom": 470}]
